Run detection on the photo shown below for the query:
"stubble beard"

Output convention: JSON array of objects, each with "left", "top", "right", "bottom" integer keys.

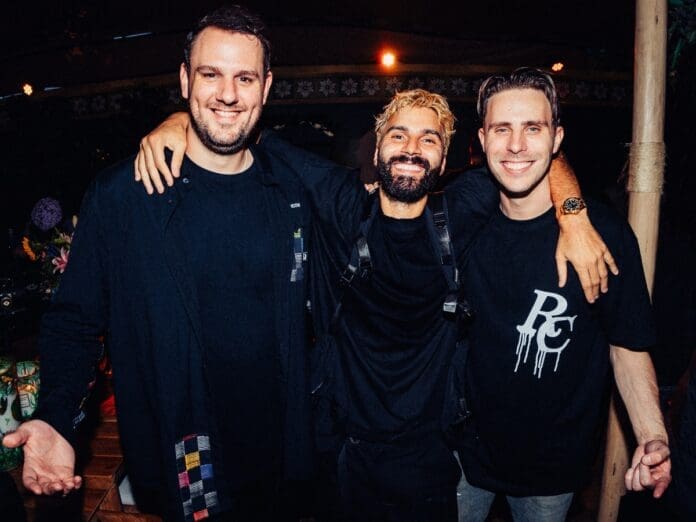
[{"left": 189, "top": 108, "right": 253, "bottom": 156}]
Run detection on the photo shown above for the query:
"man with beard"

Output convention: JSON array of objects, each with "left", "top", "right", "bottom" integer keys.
[
  {"left": 134, "top": 86, "right": 618, "bottom": 520},
  {"left": 3, "top": 6, "right": 315, "bottom": 521}
]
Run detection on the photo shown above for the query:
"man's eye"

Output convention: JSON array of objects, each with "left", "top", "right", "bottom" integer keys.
[
  {"left": 239, "top": 76, "right": 254, "bottom": 84},
  {"left": 422, "top": 137, "right": 436, "bottom": 144},
  {"left": 202, "top": 72, "right": 217, "bottom": 79},
  {"left": 391, "top": 134, "right": 404, "bottom": 140},
  {"left": 494, "top": 127, "right": 509, "bottom": 134},
  {"left": 527, "top": 127, "right": 541, "bottom": 133}
]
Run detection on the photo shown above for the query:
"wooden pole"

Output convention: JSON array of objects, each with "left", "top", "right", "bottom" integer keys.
[{"left": 597, "top": 1, "right": 667, "bottom": 520}]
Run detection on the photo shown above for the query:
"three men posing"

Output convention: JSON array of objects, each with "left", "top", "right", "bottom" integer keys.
[{"left": 4, "top": 5, "right": 669, "bottom": 522}]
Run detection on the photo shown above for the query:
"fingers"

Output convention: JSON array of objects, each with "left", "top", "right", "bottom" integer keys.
[
  {"left": 577, "top": 268, "right": 599, "bottom": 303},
  {"left": 626, "top": 442, "right": 672, "bottom": 497},
  {"left": 38, "top": 477, "right": 81, "bottom": 496},
  {"left": 605, "top": 250, "right": 619, "bottom": 276},
  {"left": 24, "top": 469, "right": 82, "bottom": 496},
  {"left": 641, "top": 441, "right": 671, "bottom": 465},
  {"left": 638, "top": 458, "right": 653, "bottom": 489},
  {"left": 171, "top": 147, "right": 185, "bottom": 180},
  {"left": 653, "top": 476, "right": 670, "bottom": 498},
  {"left": 598, "top": 257, "right": 610, "bottom": 293},
  {"left": 134, "top": 156, "right": 141, "bottom": 182},
  {"left": 153, "top": 148, "right": 174, "bottom": 188},
  {"left": 137, "top": 145, "right": 154, "bottom": 195},
  {"left": 625, "top": 465, "right": 640, "bottom": 491},
  {"left": 556, "top": 254, "right": 568, "bottom": 288},
  {"left": 142, "top": 144, "right": 165, "bottom": 195}
]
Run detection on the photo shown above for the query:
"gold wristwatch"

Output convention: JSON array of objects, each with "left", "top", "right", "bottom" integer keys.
[{"left": 560, "top": 197, "right": 587, "bottom": 215}]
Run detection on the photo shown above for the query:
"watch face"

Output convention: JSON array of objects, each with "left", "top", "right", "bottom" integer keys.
[{"left": 563, "top": 197, "right": 585, "bottom": 213}]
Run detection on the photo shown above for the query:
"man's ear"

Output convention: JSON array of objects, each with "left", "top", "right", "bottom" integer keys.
[
  {"left": 180, "top": 63, "right": 190, "bottom": 100},
  {"left": 552, "top": 125, "right": 565, "bottom": 154},
  {"left": 262, "top": 71, "right": 273, "bottom": 104},
  {"left": 477, "top": 127, "right": 486, "bottom": 153},
  {"left": 439, "top": 156, "right": 447, "bottom": 175}
]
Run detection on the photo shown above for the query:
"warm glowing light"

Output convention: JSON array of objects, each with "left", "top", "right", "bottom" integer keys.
[
  {"left": 22, "top": 83, "right": 33, "bottom": 96},
  {"left": 551, "top": 62, "right": 564, "bottom": 72},
  {"left": 381, "top": 51, "right": 397, "bottom": 68}
]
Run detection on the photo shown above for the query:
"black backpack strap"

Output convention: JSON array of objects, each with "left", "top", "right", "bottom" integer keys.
[
  {"left": 425, "top": 192, "right": 473, "bottom": 333},
  {"left": 428, "top": 192, "right": 475, "bottom": 441},
  {"left": 330, "top": 194, "right": 380, "bottom": 332},
  {"left": 426, "top": 192, "right": 459, "bottom": 313}
]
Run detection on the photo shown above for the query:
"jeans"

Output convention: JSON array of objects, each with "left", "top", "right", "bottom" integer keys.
[{"left": 456, "top": 466, "right": 573, "bottom": 522}]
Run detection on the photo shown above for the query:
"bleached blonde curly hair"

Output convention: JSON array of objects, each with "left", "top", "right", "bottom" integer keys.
[{"left": 374, "top": 89, "right": 456, "bottom": 152}]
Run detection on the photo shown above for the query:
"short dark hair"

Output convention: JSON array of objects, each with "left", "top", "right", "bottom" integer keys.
[
  {"left": 477, "top": 67, "right": 560, "bottom": 128},
  {"left": 184, "top": 5, "right": 272, "bottom": 74}
]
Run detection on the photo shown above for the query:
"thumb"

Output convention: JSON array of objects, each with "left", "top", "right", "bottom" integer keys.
[{"left": 2, "top": 427, "right": 29, "bottom": 448}]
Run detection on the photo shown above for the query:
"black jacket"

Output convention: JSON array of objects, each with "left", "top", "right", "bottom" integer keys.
[{"left": 36, "top": 144, "right": 314, "bottom": 519}]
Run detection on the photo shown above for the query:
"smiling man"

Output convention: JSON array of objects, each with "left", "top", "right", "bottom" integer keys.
[
  {"left": 2, "top": 7, "right": 315, "bottom": 521},
  {"left": 455, "top": 67, "right": 671, "bottom": 522}
]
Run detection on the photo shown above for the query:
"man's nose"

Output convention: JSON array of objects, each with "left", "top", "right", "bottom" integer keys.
[
  {"left": 218, "top": 78, "right": 238, "bottom": 104},
  {"left": 507, "top": 129, "right": 526, "bottom": 154},
  {"left": 402, "top": 136, "right": 421, "bottom": 155}
]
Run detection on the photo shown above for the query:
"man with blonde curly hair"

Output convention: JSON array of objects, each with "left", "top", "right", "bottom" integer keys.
[{"left": 373, "top": 90, "right": 456, "bottom": 204}]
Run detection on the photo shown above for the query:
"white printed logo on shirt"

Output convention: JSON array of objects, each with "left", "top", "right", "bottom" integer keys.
[{"left": 515, "top": 290, "right": 577, "bottom": 378}]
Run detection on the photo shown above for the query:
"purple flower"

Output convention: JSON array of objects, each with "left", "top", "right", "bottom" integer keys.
[{"left": 31, "top": 197, "right": 63, "bottom": 231}]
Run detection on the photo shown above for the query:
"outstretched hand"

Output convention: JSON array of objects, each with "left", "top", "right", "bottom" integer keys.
[
  {"left": 134, "top": 112, "right": 189, "bottom": 194},
  {"left": 625, "top": 439, "right": 671, "bottom": 498},
  {"left": 556, "top": 212, "right": 619, "bottom": 303},
  {"left": 2, "top": 419, "right": 82, "bottom": 496}
]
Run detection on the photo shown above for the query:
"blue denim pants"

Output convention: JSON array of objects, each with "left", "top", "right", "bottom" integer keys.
[{"left": 456, "top": 462, "right": 574, "bottom": 522}]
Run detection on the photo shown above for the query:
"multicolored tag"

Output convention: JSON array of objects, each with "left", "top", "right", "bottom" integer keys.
[{"left": 175, "top": 434, "right": 219, "bottom": 521}]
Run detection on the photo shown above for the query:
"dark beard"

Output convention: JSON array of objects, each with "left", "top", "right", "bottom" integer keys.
[
  {"left": 377, "top": 154, "right": 440, "bottom": 203},
  {"left": 189, "top": 109, "right": 250, "bottom": 155}
]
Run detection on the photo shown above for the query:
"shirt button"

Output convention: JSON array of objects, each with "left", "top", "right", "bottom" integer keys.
[{"left": 182, "top": 177, "right": 190, "bottom": 184}]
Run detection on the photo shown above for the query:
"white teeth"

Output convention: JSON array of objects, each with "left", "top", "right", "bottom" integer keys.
[
  {"left": 394, "top": 163, "right": 423, "bottom": 172},
  {"left": 502, "top": 161, "right": 533, "bottom": 172}
]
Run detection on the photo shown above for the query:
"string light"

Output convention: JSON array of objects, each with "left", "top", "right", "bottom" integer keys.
[
  {"left": 381, "top": 51, "right": 397, "bottom": 68},
  {"left": 22, "top": 83, "right": 33, "bottom": 96},
  {"left": 551, "top": 62, "right": 564, "bottom": 72}
]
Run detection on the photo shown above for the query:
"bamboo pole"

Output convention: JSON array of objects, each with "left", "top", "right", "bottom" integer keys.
[{"left": 597, "top": 1, "right": 667, "bottom": 520}]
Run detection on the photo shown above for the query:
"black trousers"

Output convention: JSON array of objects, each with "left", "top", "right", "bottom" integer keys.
[{"left": 337, "top": 432, "right": 460, "bottom": 522}]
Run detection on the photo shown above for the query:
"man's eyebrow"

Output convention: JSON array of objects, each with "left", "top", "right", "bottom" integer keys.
[
  {"left": 487, "top": 120, "right": 550, "bottom": 128},
  {"left": 523, "top": 120, "right": 550, "bottom": 127},
  {"left": 194, "top": 66, "right": 261, "bottom": 79},
  {"left": 235, "top": 70, "right": 261, "bottom": 78},
  {"left": 385, "top": 125, "right": 443, "bottom": 140},
  {"left": 195, "top": 65, "right": 222, "bottom": 74}
]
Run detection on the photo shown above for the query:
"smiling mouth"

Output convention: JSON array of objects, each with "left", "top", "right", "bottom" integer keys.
[
  {"left": 392, "top": 162, "right": 425, "bottom": 175},
  {"left": 501, "top": 160, "right": 534, "bottom": 172},
  {"left": 210, "top": 107, "right": 244, "bottom": 120}
]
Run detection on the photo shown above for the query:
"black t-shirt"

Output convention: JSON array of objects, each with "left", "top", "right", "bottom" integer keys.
[
  {"left": 175, "top": 157, "right": 281, "bottom": 491},
  {"left": 459, "top": 203, "right": 657, "bottom": 496},
  {"left": 338, "top": 210, "right": 455, "bottom": 439},
  {"left": 308, "top": 165, "right": 497, "bottom": 441}
]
